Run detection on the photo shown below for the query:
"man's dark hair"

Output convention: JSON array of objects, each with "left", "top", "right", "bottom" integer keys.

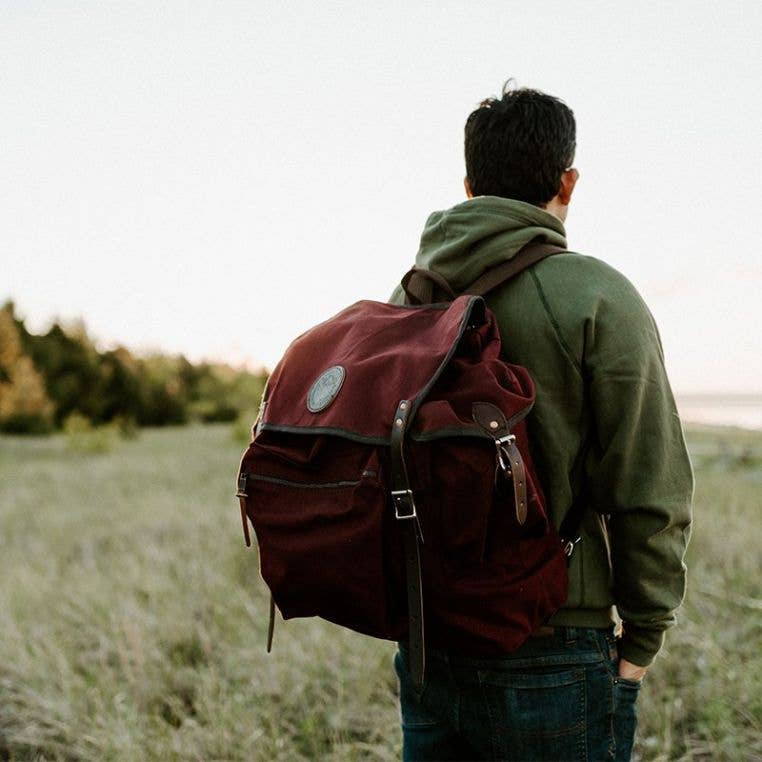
[{"left": 464, "top": 81, "right": 576, "bottom": 207}]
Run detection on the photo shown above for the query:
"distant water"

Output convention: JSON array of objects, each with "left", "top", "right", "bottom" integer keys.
[{"left": 676, "top": 395, "right": 762, "bottom": 431}]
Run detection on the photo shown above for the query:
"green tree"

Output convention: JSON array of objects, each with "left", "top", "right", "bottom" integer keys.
[
  {"left": 4, "top": 300, "right": 268, "bottom": 431},
  {"left": 0, "top": 303, "right": 53, "bottom": 433}
]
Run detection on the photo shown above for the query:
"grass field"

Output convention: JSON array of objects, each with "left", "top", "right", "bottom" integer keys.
[{"left": 0, "top": 423, "right": 760, "bottom": 761}]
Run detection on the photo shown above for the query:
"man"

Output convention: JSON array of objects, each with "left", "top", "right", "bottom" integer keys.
[{"left": 389, "top": 83, "right": 694, "bottom": 761}]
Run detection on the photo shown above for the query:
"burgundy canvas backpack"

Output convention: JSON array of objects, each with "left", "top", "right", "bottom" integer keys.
[{"left": 236, "top": 240, "right": 584, "bottom": 688}]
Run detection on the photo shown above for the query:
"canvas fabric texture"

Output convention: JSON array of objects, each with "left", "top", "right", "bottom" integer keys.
[
  {"left": 240, "top": 295, "right": 570, "bottom": 660},
  {"left": 389, "top": 195, "right": 694, "bottom": 667}
]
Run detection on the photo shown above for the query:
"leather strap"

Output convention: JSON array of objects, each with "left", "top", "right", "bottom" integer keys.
[
  {"left": 389, "top": 398, "right": 425, "bottom": 691},
  {"left": 472, "top": 402, "right": 527, "bottom": 525},
  {"left": 501, "top": 438, "right": 527, "bottom": 525},
  {"left": 266, "top": 593, "right": 275, "bottom": 653},
  {"left": 473, "top": 395, "right": 588, "bottom": 558},
  {"left": 237, "top": 472, "right": 252, "bottom": 547},
  {"left": 465, "top": 240, "right": 566, "bottom": 296},
  {"left": 238, "top": 498, "right": 251, "bottom": 548},
  {"left": 401, "top": 266, "right": 457, "bottom": 305},
  {"left": 401, "top": 239, "right": 566, "bottom": 306}
]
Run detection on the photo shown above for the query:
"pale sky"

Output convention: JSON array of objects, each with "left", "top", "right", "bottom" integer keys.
[{"left": 2, "top": 1, "right": 761, "bottom": 394}]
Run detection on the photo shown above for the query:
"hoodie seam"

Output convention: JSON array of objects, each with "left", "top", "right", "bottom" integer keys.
[{"left": 530, "top": 268, "right": 584, "bottom": 378}]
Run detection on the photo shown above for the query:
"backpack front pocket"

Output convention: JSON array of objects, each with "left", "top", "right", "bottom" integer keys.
[{"left": 242, "top": 456, "right": 402, "bottom": 640}]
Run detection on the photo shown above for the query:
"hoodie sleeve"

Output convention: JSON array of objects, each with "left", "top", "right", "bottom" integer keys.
[{"left": 584, "top": 271, "right": 694, "bottom": 667}]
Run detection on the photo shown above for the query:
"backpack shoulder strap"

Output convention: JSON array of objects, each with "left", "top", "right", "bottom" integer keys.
[
  {"left": 400, "top": 239, "right": 566, "bottom": 305},
  {"left": 464, "top": 239, "right": 566, "bottom": 297},
  {"left": 401, "top": 265, "right": 457, "bottom": 305}
]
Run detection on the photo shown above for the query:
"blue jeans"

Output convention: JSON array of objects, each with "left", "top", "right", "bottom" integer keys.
[{"left": 395, "top": 627, "right": 641, "bottom": 761}]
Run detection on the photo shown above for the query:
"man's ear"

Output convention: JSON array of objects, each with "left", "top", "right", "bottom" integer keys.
[
  {"left": 557, "top": 168, "right": 579, "bottom": 205},
  {"left": 464, "top": 177, "right": 474, "bottom": 198}
]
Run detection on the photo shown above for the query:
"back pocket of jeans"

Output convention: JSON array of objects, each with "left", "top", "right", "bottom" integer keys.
[{"left": 478, "top": 668, "right": 587, "bottom": 760}]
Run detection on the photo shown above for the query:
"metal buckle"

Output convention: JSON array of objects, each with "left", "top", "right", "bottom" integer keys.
[
  {"left": 392, "top": 489, "right": 417, "bottom": 520},
  {"left": 563, "top": 536, "right": 582, "bottom": 558},
  {"left": 236, "top": 472, "right": 248, "bottom": 499},
  {"left": 495, "top": 434, "right": 516, "bottom": 473}
]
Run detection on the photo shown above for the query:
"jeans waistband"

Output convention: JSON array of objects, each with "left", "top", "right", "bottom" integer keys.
[{"left": 398, "top": 626, "right": 617, "bottom": 670}]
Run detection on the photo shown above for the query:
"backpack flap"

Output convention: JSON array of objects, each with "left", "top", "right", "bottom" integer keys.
[{"left": 259, "top": 295, "right": 489, "bottom": 441}]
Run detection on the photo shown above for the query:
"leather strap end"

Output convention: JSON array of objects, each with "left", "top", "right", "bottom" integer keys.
[
  {"left": 266, "top": 593, "right": 275, "bottom": 653},
  {"left": 504, "top": 440, "right": 527, "bottom": 525},
  {"left": 402, "top": 526, "right": 425, "bottom": 691},
  {"left": 239, "top": 497, "right": 252, "bottom": 547}
]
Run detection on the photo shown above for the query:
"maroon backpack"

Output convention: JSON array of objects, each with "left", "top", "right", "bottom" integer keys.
[{"left": 236, "top": 241, "right": 583, "bottom": 688}]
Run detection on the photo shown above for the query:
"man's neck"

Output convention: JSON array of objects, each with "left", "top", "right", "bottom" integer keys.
[{"left": 543, "top": 197, "right": 568, "bottom": 223}]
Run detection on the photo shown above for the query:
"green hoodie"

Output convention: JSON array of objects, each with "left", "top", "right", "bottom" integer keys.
[{"left": 390, "top": 196, "right": 693, "bottom": 667}]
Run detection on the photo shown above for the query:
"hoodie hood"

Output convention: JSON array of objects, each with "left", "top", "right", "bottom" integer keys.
[{"left": 411, "top": 196, "right": 567, "bottom": 292}]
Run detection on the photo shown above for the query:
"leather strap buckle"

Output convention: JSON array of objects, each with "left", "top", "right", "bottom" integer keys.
[
  {"left": 495, "top": 434, "right": 517, "bottom": 473},
  {"left": 563, "top": 536, "right": 582, "bottom": 557},
  {"left": 392, "top": 489, "right": 417, "bottom": 520}
]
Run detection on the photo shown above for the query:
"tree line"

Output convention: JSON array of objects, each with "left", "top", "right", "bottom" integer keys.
[{"left": 0, "top": 301, "right": 267, "bottom": 434}]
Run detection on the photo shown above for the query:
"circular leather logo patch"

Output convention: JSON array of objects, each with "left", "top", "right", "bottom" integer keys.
[{"left": 307, "top": 365, "right": 346, "bottom": 413}]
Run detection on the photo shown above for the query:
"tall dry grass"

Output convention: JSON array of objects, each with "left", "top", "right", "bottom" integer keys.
[{"left": 0, "top": 424, "right": 759, "bottom": 760}]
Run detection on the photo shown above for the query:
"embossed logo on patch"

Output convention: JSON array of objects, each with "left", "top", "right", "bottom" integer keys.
[{"left": 307, "top": 365, "right": 346, "bottom": 413}]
